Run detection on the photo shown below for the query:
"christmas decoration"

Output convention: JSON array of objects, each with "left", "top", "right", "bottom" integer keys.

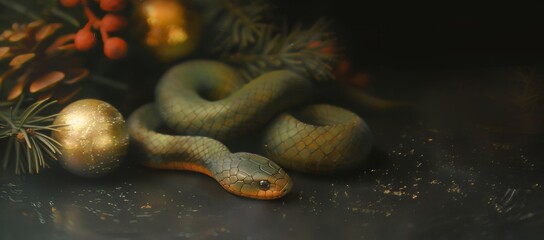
[
  {"left": 60, "top": 0, "right": 129, "bottom": 59},
  {"left": 0, "top": 98, "right": 63, "bottom": 174},
  {"left": 207, "top": 0, "right": 270, "bottom": 50},
  {"left": 132, "top": 0, "right": 201, "bottom": 62},
  {"left": 0, "top": 20, "right": 86, "bottom": 103},
  {"left": 0, "top": 1, "right": 129, "bottom": 175},
  {"left": 207, "top": 0, "right": 337, "bottom": 82},
  {"left": 52, "top": 99, "right": 129, "bottom": 177},
  {"left": 219, "top": 20, "right": 337, "bottom": 82}
]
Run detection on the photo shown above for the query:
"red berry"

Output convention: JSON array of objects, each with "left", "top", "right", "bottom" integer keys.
[
  {"left": 104, "top": 37, "right": 127, "bottom": 59},
  {"left": 101, "top": 14, "right": 127, "bottom": 32},
  {"left": 100, "top": 0, "right": 126, "bottom": 12},
  {"left": 74, "top": 29, "right": 96, "bottom": 51},
  {"left": 60, "top": 0, "right": 80, "bottom": 8}
]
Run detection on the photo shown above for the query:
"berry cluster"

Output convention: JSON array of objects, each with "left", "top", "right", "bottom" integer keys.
[{"left": 60, "top": 0, "right": 128, "bottom": 59}]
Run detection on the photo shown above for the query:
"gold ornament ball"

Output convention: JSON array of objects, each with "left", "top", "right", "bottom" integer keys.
[
  {"left": 52, "top": 99, "right": 129, "bottom": 177},
  {"left": 132, "top": 0, "right": 202, "bottom": 62}
]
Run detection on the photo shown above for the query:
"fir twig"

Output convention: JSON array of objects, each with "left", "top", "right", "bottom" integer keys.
[
  {"left": 211, "top": 0, "right": 271, "bottom": 50},
  {"left": 0, "top": 98, "right": 63, "bottom": 174},
  {"left": 221, "top": 19, "right": 338, "bottom": 82}
]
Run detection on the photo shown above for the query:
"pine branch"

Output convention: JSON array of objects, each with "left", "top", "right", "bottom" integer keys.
[
  {"left": 0, "top": 98, "right": 63, "bottom": 174},
  {"left": 221, "top": 19, "right": 338, "bottom": 82},
  {"left": 211, "top": 0, "right": 272, "bottom": 51}
]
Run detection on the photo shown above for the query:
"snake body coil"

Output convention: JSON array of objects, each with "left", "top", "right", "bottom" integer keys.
[{"left": 128, "top": 60, "right": 373, "bottom": 200}]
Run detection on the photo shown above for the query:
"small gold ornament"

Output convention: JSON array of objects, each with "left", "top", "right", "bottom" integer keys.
[
  {"left": 132, "top": 0, "right": 201, "bottom": 62},
  {"left": 52, "top": 99, "right": 129, "bottom": 177}
]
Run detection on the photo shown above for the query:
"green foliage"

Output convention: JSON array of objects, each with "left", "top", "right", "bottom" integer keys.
[
  {"left": 0, "top": 98, "right": 63, "bottom": 174},
  {"left": 209, "top": 0, "right": 337, "bottom": 82},
  {"left": 210, "top": 0, "right": 270, "bottom": 50},
  {"left": 221, "top": 20, "right": 336, "bottom": 82},
  {"left": 0, "top": 0, "right": 78, "bottom": 174}
]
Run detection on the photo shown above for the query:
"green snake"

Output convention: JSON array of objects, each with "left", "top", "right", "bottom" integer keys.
[{"left": 127, "top": 60, "right": 373, "bottom": 200}]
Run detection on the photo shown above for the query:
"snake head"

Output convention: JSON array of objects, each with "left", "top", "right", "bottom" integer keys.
[{"left": 218, "top": 152, "right": 292, "bottom": 200}]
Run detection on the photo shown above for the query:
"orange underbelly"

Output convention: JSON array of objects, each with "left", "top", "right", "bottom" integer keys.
[{"left": 146, "top": 161, "right": 213, "bottom": 177}]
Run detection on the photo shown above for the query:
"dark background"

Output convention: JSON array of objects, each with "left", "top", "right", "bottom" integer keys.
[{"left": 275, "top": 1, "right": 544, "bottom": 70}]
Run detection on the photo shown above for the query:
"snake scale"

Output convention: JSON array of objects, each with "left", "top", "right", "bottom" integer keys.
[{"left": 127, "top": 60, "right": 373, "bottom": 200}]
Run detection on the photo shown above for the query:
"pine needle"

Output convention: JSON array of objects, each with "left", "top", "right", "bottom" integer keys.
[
  {"left": 0, "top": 98, "right": 63, "bottom": 174},
  {"left": 221, "top": 20, "right": 338, "bottom": 82}
]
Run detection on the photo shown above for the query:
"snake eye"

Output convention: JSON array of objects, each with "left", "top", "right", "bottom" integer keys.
[{"left": 258, "top": 180, "right": 270, "bottom": 190}]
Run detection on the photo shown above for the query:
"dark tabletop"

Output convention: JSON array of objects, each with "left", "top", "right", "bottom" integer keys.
[{"left": 1, "top": 66, "right": 543, "bottom": 240}]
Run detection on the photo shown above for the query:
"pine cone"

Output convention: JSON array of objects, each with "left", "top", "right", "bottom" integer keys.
[{"left": 0, "top": 20, "right": 86, "bottom": 103}]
